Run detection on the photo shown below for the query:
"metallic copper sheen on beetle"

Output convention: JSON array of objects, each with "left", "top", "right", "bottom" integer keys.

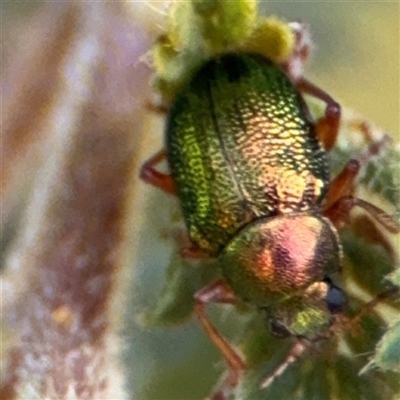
[
  {"left": 141, "top": 48, "right": 400, "bottom": 395},
  {"left": 166, "top": 53, "right": 342, "bottom": 337}
]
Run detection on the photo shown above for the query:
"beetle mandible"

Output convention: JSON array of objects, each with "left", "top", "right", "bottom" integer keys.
[{"left": 140, "top": 51, "right": 400, "bottom": 395}]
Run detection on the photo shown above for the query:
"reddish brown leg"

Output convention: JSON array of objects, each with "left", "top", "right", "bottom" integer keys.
[
  {"left": 179, "top": 244, "right": 212, "bottom": 260},
  {"left": 323, "top": 135, "right": 399, "bottom": 232},
  {"left": 297, "top": 78, "right": 341, "bottom": 151},
  {"left": 172, "top": 230, "right": 213, "bottom": 260},
  {"left": 260, "top": 338, "right": 308, "bottom": 389},
  {"left": 332, "top": 286, "right": 399, "bottom": 372},
  {"left": 346, "top": 287, "right": 399, "bottom": 331},
  {"left": 194, "top": 280, "right": 246, "bottom": 399},
  {"left": 139, "top": 149, "right": 176, "bottom": 195},
  {"left": 323, "top": 159, "right": 360, "bottom": 209},
  {"left": 324, "top": 134, "right": 393, "bottom": 210},
  {"left": 141, "top": 153, "right": 210, "bottom": 256},
  {"left": 324, "top": 195, "right": 400, "bottom": 234},
  {"left": 146, "top": 101, "right": 169, "bottom": 114},
  {"left": 347, "top": 118, "right": 393, "bottom": 146},
  {"left": 261, "top": 283, "right": 397, "bottom": 391},
  {"left": 357, "top": 134, "right": 392, "bottom": 168}
]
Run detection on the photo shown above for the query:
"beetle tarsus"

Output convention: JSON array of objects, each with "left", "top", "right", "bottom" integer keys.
[
  {"left": 325, "top": 195, "right": 400, "bottom": 233},
  {"left": 283, "top": 21, "right": 312, "bottom": 82},
  {"left": 260, "top": 339, "right": 308, "bottom": 389}
]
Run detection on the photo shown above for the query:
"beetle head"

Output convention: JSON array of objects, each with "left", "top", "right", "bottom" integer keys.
[{"left": 267, "top": 278, "right": 347, "bottom": 338}]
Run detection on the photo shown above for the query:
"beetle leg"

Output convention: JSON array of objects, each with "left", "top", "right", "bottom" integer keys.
[
  {"left": 260, "top": 338, "right": 308, "bottom": 389},
  {"left": 139, "top": 149, "right": 176, "bottom": 195},
  {"left": 194, "top": 280, "right": 246, "bottom": 398},
  {"left": 179, "top": 244, "right": 212, "bottom": 259},
  {"left": 347, "top": 118, "right": 391, "bottom": 145},
  {"left": 323, "top": 135, "right": 399, "bottom": 232},
  {"left": 323, "top": 134, "right": 393, "bottom": 209},
  {"left": 145, "top": 101, "right": 168, "bottom": 114},
  {"left": 324, "top": 195, "right": 400, "bottom": 234},
  {"left": 323, "top": 159, "right": 360, "bottom": 209},
  {"left": 297, "top": 78, "right": 341, "bottom": 151},
  {"left": 331, "top": 287, "right": 399, "bottom": 354},
  {"left": 347, "top": 287, "right": 398, "bottom": 329},
  {"left": 172, "top": 230, "right": 213, "bottom": 260},
  {"left": 282, "top": 21, "right": 312, "bottom": 82}
]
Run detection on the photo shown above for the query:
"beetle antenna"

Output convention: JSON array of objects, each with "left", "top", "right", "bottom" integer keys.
[{"left": 260, "top": 338, "right": 308, "bottom": 389}]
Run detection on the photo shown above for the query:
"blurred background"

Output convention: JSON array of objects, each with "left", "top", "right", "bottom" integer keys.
[
  {"left": 4, "top": 1, "right": 398, "bottom": 138},
  {"left": 2, "top": 2, "right": 399, "bottom": 400},
  {"left": 264, "top": 2, "right": 399, "bottom": 139}
]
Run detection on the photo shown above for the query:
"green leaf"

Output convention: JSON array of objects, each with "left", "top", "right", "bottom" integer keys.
[
  {"left": 364, "top": 320, "right": 400, "bottom": 374},
  {"left": 143, "top": 254, "right": 220, "bottom": 326},
  {"left": 341, "top": 229, "right": 397, "bottom": 298},
  {"left": 386, "top": 268, "right": 400, "bottom": 288}
]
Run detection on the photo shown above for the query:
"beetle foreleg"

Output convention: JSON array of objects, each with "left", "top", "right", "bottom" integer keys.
[
  {"left": 330, "top": 286, "right": 399, "bottom": 345},
  {"left": 139, "top": 149, "right": 176, "bottom": 195},
  {"left": 350, "top": 287, "right": 398, "bottom": 328},
  {"left": 297, "top": 78, "right": 341, "bottom": 151},
  {"left": 194, "top": 280, "right": 246, "bottom": 399}
]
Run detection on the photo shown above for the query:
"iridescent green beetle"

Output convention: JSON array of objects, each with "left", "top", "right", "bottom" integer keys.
[{"left": 140, "top": 52, "right": 400, "bottom": 396}]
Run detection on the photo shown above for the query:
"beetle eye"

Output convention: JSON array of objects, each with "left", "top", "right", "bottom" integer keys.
[
  {"left": 269, "top": 319, "right": 291, "bottom": 338},
  {"left": 325, "top": 279, "right": 347, "bottom": 314}
]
